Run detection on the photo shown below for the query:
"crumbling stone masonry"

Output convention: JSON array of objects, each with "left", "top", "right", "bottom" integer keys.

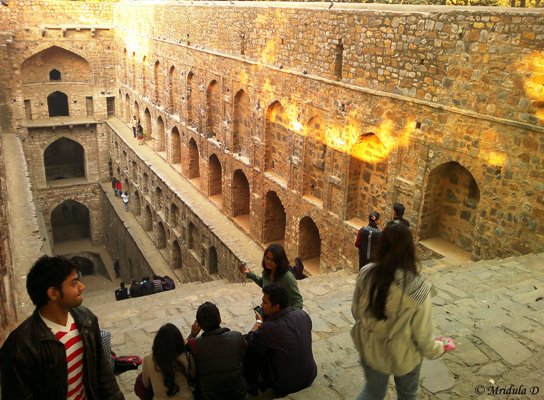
[{"left": 0, "top": 2, "right": 542, "bottom": 286}]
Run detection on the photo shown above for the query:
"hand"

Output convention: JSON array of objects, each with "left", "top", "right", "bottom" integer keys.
[
  {"left": 443, "top": 337, "right": 456, "bottom": 352},
  {"left": 254, "top": 311, "right": 263, "bottom": 321},
  {"left": 191, "top": 320, "right": 201, "bottom": 337},
  {"left": 238, "top": 261, "right": 249, "bottom": 275}
]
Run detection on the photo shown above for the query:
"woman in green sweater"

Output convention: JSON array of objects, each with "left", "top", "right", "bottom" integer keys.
[{"left": 239, "top": 244, "right": 303, "bottom": 310}]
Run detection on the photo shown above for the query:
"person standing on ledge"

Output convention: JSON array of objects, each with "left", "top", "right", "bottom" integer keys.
[
  {"left": 113, "top": 258, "right": 120, "bottom": 278},
  {"left": 130, "top": 115, "right": 138, "bottom": 138},
  {"left": 387, "top": 202, "right": 410, "bottom": 228},
  {"left": 238, "top": 243, "right": 303, "bottom": 310},
  {"left": 0, "top": 255, "right": 124, "bottom": 400},
  {"left": 355, "top": 211, "right": 382, "bottom": 271}
]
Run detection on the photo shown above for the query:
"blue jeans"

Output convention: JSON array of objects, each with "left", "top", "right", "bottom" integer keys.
[{"left": 357, "top": 362, "right": 422, "bottom": 400}]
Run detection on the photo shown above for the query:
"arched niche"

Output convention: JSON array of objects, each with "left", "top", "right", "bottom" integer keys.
[
  {"left": 44, "top": 137, "right": 85, "bottom": 181},
  {"left": 51, "top": 200, "right": 90, "bottom": 244},
  {"left": 47, "top": 91, "right": 69, "bottom": 117},
  {"left": 263, "top": 191, "right": 286, "bottom": 245}
]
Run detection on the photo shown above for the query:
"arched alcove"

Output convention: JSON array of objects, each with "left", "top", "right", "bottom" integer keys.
[
  {"left": 303, "top": 116, "right": 327, "bottom": 201},
  {"left": 170, "top": 203, "right": 179, "bottom": 225},
  {"left": 172, "top": 240, "right": 182, "bottom": 269},
  {"left": 346, "top": 133, "right": 388, "bottom": 221},
  {"left": 156, "top": 116, "right": 165, "bottom": 152},
  {"left": 51, "top": 200, "right": 90, "bottom": 244},
  {"left": 134, "top": 101, "right": 140, "bottom": 121},
  {"left": 420, "top": 162, "right": 480, "bottom": 252},
  {"left": 44, "top": 137, "right": 85, "bottom": 181},
  {"left": 132, "top": 191, "right": 141, "bottom": 216},
  {"left": 232, "top": 169, "right": 250, "bottom": 218},
  {"left": 157, "top": 221, "right": 166, "bottom": 249},
  {"left": 298, "top": 216, "right": 321, "bottom": 274},
  {"left": 154, "top": 60, "right": 161, "bottom": 104},
  {"left": 125, "top": 93, "right": 131, "bottom": 122},
  {"left": 143, "top": 108, "right": 151, "bottom": 144},
  {"left": 187, "top": 71, "right": 194, "bottom": 126},
  {"left": 206, "top": 80, "right": 221, "bottom": 138},
  {"left": 144, "top": 205, "right": 153, "bottom": 231},
  {"left": 263, "top": 191, "right": 286, "bottom": 244},
  {"left": 155, "top": 187, "right": 163, "bottom": 212},
  {"left": 188, "top": 138, "right": 200, "bottom": 179},
  {"left": 49, "top": 69, "right": 61, "bottom": 81},
  {"left": 265, "top": 101, "right": 290, "bottom": 179},
  {"left": 47, "top": 91, "right": 69, "bottom": 117},
  {"left": 142, "top": 55, "right": 147, "bottom": 97},
  {"left": 188, "top": 222, "right": 196, "bottom": 250},
  {"left": 209, "top": 246, "right": 218, "bottom": 274},
  {"left": 170, "top": 127, "right": 181, "bottom": 164},
  {"left": 209, "top": 154, "right": 222, "bottom": 196},
  {"left": 233, "top": 89, "right": 250, "bottom": 157},
  {"left": 168, "top": 65, "right": 178, "bottom": 113}
]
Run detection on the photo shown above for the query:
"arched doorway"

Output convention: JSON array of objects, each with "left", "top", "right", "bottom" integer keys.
[
  {"left": 125, "top": 93, "right": 131, "bottom": 122},
  {"left": 132, "top": 191, "right": 141, "bottom": 215},
  {"left": 157, "top": 221, "right": 166, "bottom": 249},
  {"left": 264, "top": 101, "right": 290, "bottom": 180},
  {"left": 47, "top": 91, "right": 69, "bottom": 117},
  {"left": 51, "top": 200, "right": 90, "bottom": 244},
  {"left": 233, "top": 89, "right": 250, "bottom": 157},
  {"left": 208, "top": 154, "right": 222, "bottom": 208},
  {"left": 156, "top": 116, "right": 165, "bottom": 153},
  {"left": 206, "top": 80, "right": 221, "bottom": 139},
  {"left": 172, "top": 240, "right": 182, "bottom": 269},
  {"left": 298, "top": 216, "right": 321, "bottom": 275},
  {"left": 44, "top": 137, "right": 85, "bottom": 181},
  {"left": 170, "top": 127, "right": 181, "bottom": 165},
  {"left": 143, "top": 108, "right": 151, "bottom": 144},
  {"left": 144, "top": 205, "right": 153, "bottom": 231},
  {"left": 186, "top": 71, "right": 194, "bottom": 126},
  {"left": 209, "top": 246, "right": 218, "bottom": 274},
  {"left": 232, "top": 169, "right": 250, "bottom": 232},
  {"left": 420, "top": 162, "right": 480, "bottom": 253},
  {"left": 188, "top": 138, "right": 200, "bottom": 179},
  {"left": 263, "top": 191, "right": 286, "bottom": 245}
]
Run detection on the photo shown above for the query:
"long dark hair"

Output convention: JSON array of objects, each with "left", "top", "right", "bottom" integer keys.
[
  {"left": 152, "top": 323, "right": 188, "bottom": 397},
  {"left": 261, "top": 244, "right": 290, "bottom": 277},
  {"left": 365, "top": 223, "right": 418, "bottom": 320}
]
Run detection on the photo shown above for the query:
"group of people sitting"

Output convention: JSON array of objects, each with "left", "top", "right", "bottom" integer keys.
[
  {"left": 139, "top": 284, "right": 316, "bottom": 399},
  {"left": 138, "top": 244, "right": 317, "bottom": 399},
  {"left": 115, "top": 275, "right": 175, "bottom": 301}
]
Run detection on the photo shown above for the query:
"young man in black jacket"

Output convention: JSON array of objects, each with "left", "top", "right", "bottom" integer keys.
[{"left": 0, "top": 255, "right": 124, "bottom": 400}]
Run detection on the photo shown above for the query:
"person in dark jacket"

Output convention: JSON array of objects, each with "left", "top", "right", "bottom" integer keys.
[
  {"left": 129, "top": 279, "right": 143, "bottom": 297},
  {"left": 186, "top": 301, "right": 247, "bottom": 400},
  {"left": 0, "top": 255, "right": 124, "bottom": 400},
  {"left": 387, "top": 202, "right": 411, "bottom": 228},
  {"left": 355, "top": 211, "right": 382, "bottom": 270},
  {"left": 244, "top": 284, "right": 317, "bottom": 396}
]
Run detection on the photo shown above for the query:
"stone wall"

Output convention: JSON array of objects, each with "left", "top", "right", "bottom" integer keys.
[{"left": 113, "top": 2, "right": 544, "bottom": 265}]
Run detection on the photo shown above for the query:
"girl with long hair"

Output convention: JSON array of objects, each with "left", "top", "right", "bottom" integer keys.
[
  {"left": 141, "top": 323, "right": 195, "bottom": 399},
  {"left": 239, "top": 243, "right": 303, "bottom": 309},
  {"left": 351, "top": 223, "right": 455, "bottom": 400}
]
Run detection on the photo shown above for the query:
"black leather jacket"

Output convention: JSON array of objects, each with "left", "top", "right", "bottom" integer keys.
[{"left": 0, "top": 306, "right": 124, "bottom": 400}]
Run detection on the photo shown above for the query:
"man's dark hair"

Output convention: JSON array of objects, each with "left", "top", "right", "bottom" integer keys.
[
  {"left": 26, "top": 256, "right": 77, "bottom": 308},
  {"left": 393, "top": 202, "right": 406, "bottom": 218},
  {"left": 263, "top": 284, "right": 289, "bottom": 310},
  {"left": 196, "top": 301, "right": 221, "bottom": 332},
  {"left": 120, "top": 282, "right": 125, "bottom": 288}
]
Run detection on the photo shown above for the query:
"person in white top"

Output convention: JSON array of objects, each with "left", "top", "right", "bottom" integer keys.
[
  {"left": 130, "top": 115, "right": 138, "bottom": 138},
  {"left": 121, "top": 191, "right": 129, "bottom": 211},
  {"left": 351, "top": 223, "right": 456, "bottom": 400},
  {"left": 0, "top": 255, "right": 124, "bottom": 400}
]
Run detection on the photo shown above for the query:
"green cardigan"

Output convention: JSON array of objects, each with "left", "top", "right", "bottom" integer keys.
[{"left": 247, "top": 270, "right": 303, "bottom": 310}]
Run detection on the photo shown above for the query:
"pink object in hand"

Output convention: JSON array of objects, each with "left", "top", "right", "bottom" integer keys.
[{"left": 442, "top": 337, "right": 456, "bottom": 351}]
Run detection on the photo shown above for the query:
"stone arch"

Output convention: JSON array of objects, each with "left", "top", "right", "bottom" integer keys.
[
  {"left": 142, "top": 55, "right": 148, "bottom": 96},
  {"left": 172, "top": 240, "right": 182, "bottom": 269},
  {"left": 298, "top": 216, "right": 321, "bottom": 270},
  {"left": 168, "top": 65, "right": 179, "bottom": 113},
  {"left": 123, "top": 48, "right": 128, "bottom": 84},
  {"left": 188, "top": 222, "right": 197, "bottom": 250},
  {"left": 346, "top": 133, "right": 388, "bottom": 220},
  {"left": 208, "top": 154, "right": 222, "bottom": 197},
  {"left": 134, "top": 101, "right": 141, "bottom": 121},
  {"left": 188, "top": 138, "right": 200, "bottom": 179},
  {"left": 155, "top": 187, "right": 164, "bottom": 212},
  {"left": 124, "top": 93, "right": 131, "bottom": 122},
  {"left": 233, "top": 89, "right": 250, "bottom": 157},
  {"left": 420, "top": 161, "right": 481, "bottom": 252},
  {"left": 156, "top": 115, "right": 165, "bottom": 152},
  {"left": 170, "top": 126, "right": 181, "bottom": 164},
  {"left": 154, "top": 60, "right": 161, "bottom": 104},
  {"left": 143, "top": 108, "right": 151, "bottom": 143},
  {"left": 132, "top": 191, "right": 141, "bottom": 215},
  {"left": 303, "top": 116, "right": 327, "bottom": 200},
  {"left": 206, "top": 80, "right": 221, "bottom": 138},
  {"left": 21, "top": 45, "right": 91, "bottom": 85},
  {"left": 49, "top": 69, "right": 61, "bottom": 81},
  {"left": 142, "top": 172, "right": 149, "bottom": 194},
  {"left": 263, "top": 191, "right": 286, "bottom": 244},
  {"left": 232, "top": 169, "right": 250, "bottom": 218},
  {"left": 131, "top": 51, "right": 136, "bottom": 88},
  {"left": 209, "top": 246, "right": 218, "bottom": 274},
  {"left": 265, "top": 101, "right": 290, "bottom": 179},
  {"left": 144, "top": 205, "right": 153, "bottom": 231},
  {"left": 157, "top": 221, "right": 166, "bottom": 249},
  {"left": 47, "top": 91, "right": 69, "bottom": 117},
  {"left": 51, "top": 199, "right": 90, "bottom": 244},
  {"left": 123, "top": 178, "right": 130, "bottom": 195},
  {"left": 170, "top": 203, "right": 179, "bottom": 226},
  {"left": 187, "top": 71, "right": 194, "bottom": 126},
  {"left": 44, "top": 137, "right": 85, "bottom": 181}
]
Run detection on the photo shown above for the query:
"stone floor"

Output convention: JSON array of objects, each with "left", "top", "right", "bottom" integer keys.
[{"left": 84, "top": 251, "right": 544, "bottom": 400}]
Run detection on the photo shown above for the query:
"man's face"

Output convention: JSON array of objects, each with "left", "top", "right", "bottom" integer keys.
[
  {"left": 261, "top": 293, "right": 279, "bottom": 316},
  {"left": 55, "top": 270, "right": 85, "bottom": 309}
]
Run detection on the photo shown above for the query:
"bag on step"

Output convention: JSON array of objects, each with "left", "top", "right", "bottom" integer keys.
[{"left": 111, "top": 351, "right": 143, "bottom": 373}]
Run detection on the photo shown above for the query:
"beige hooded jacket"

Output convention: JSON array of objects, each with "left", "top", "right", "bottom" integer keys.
[{"left": 351, "top": 263, "right": 444, "bottom": 376}]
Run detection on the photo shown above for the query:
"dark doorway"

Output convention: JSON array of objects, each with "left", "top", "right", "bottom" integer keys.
[
  {"left": 47, "top": 91, "right": 69, "bottom": 117},
  {"left": 44, "top": 137, "right": 85, "bottom": 181},
  {"left": 51, "top": 200, "right": 90, "bottom": 243}
]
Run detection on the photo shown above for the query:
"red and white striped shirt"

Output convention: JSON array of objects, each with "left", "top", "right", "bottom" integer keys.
[{"left": 41, "top": 313, "right": 87, "bottom": 400}]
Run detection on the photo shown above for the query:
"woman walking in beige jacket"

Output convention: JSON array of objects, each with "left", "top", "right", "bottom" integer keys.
[{"left": 351, "top": 223, "right": 455, "bottom": 400}]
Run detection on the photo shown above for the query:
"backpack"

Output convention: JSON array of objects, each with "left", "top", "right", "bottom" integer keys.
[{"left": 111, "top": 351, "right": 143, "bottom": 373}]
